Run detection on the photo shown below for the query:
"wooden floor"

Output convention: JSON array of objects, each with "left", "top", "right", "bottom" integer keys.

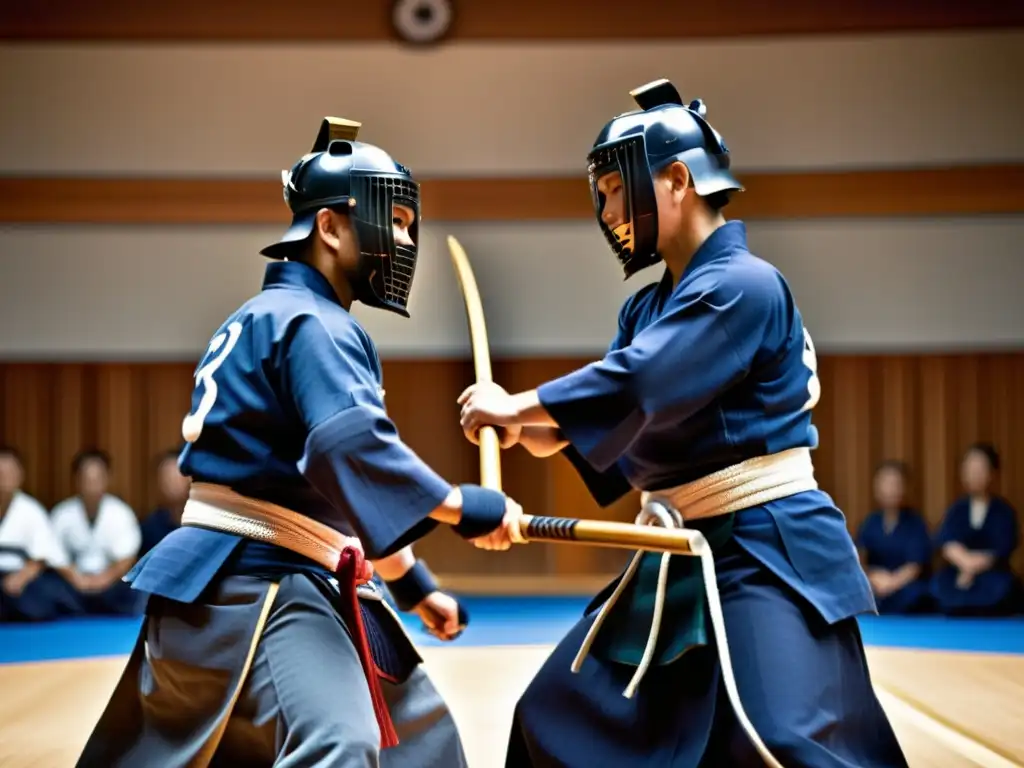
[{"left": 0, "top": 646, "right": 1021, "bottom": 767}]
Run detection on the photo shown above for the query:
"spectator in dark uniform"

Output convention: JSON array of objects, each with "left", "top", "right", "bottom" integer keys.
[
  {"left": 856, "top": 460, "right": 933, "bottom": 614},
  {"left": 139, "top": 448, "right": 189, "bottom": 557},
  {"left": 932, "top": 443, "right": 1020, "bottom": 616}
]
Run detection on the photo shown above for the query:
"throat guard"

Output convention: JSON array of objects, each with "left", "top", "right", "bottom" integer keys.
[
  {"left": 261, "top": 118, "right": 421, "bottom": 317},
  {"left": 588, "top": 79, "right": 744, "bottom": 278}
]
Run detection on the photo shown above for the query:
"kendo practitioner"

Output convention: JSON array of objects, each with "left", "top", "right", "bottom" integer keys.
[
  {"left": 76, "top": 118, "right": 524, "bottom": 768},
  {"left": 138, "top": 448, "right": 189, "bottom": 558},
  {"left": 932, "top": 442, "right": 1020, "bottom": 616},
  {"left": 0, "top": 445, "right": 82, "bottom": 622},
  {"left": 857, "top": 460, "right": 933, "bottom": 614},
  {"left": 459, "top": 80, "right": 909, "bottom": 767},
  {"left": 50, "top": 449, "right": 145, "bottom": 616}
]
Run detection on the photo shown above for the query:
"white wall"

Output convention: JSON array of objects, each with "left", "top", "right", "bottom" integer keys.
[
  {"left": 1, "top": 31, "right": 1022, "bottom": 176},
  {"left": 1, "top": 30, "right": 1022, "bottom": 358},
  {"left": 1, "top": 217, "right": 1021, "bottom": 359}
]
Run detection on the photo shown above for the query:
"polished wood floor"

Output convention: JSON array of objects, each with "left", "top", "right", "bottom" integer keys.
[{"left": 0, "top": 646, "right": 1021, "bottom": 767}]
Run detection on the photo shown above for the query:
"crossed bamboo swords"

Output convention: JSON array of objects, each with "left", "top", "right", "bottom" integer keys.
[{"left": 446, "top": 235, "right": 697, "bottom": 558}]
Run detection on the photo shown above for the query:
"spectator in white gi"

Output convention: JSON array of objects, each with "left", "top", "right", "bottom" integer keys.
[
  {"left": 50, "top": 449, "right": 144, "bottom": 615},
  {"left": 0, "top": 445, "right": 80, "bottom": 621}
]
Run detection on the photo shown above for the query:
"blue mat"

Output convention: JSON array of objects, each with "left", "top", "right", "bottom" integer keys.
[
  {"left": 1, "top": 597, "right": 1022, "bottom": 665},
  {"left": 857, "top": 614, "right": 1024, "bottom": 654}
]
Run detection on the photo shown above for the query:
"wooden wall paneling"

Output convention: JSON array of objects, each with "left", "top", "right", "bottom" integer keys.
[
  {"left": 918, "top": 357, "right": 956, "bottom": 530},
  {"left": 985, "top": 357, "right": 1013, "bottom": 493},
  {"left": 142, "top": 364, "right": 195, "bottom": 512},
  {"left": 877, "top": 357, "right": 921, "bottom": 504},
  {"left": 1010, "top": 358, "right": 1024, "bottom": 574},
  {"left": 825, "top": 357, "right": 875, "bottom": 534},
  {"left": 2, "top": 166, "right": 1024, "bottom": 225},
  {"left": 1, "top": 355, "right": 1022, "bottom": 585},
  {"left": 552, "top": 472, "right": 639, "bottom": 576},
  {"left": 954, "top": 356, "right": 983, "bottom": 455},
  {"left": 809, "top": 356, "right": 838, "bottom": 518},
  {"left": 93, "top": 365, "right": 147, "bottom": 514},
  {"left": 1001, "top": 356, "right": 1023, "bottom": 496},
  {"left": 980, "top": 355, "right": 1024, "bottom": 573},
  {"left": 488, "top": 359, "right": 563, "bottom": 578},
  {"left": 50, "top": 364, "right": 88, "bottom": 508},
  {"left": 977, "top": 356, "right": 1003, "bottom": 455},
  {"left": 376, "top": 359, "right": 514, "bottom": 576},
  {"left": 380, "top": 360, "right": 477, "bottom": 483},
  {"left": 500, "top": 358, "right": 636, "bottom": 579},
  {"left": 1, "top": 364, "right": 54, "bottom": 505}
]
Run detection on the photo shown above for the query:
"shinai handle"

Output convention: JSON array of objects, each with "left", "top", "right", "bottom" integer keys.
[{"left": 519, "top": 514, "right": 695, "bottom": 556}]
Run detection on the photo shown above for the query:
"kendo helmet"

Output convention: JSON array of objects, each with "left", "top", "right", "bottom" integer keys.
[
  {"left": 587, "top": 79, "right": 744, "bottom": 278},
  {"left": 261, "top": 117, "right": 421, "bottom": 318}
]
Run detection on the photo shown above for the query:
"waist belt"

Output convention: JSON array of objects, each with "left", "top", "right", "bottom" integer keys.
[
  {"left": 181, "top": 482, "right": 399, "bottom": 749},
  {"left": 574, "top": 447, "right": 817, "bottom": 768},
  {"left": 183, "top": 483, "right": 366, "bottom": 573},
  {"left": 638, "top": 446, "right": 818, "bottom": 518}
]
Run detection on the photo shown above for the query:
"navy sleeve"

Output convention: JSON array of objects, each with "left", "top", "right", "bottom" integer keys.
[
  {"left": 553, "top": 292, "right": 644, "bottom": 506},
  {"left": 560, "top": 444, "right": 633, "bottom": 507},
  {"left": 539, "top": 264, "right": 777, "bottom": 472},
  {"left": 282, "top": 314, "right": 453, "bottom": 559}
]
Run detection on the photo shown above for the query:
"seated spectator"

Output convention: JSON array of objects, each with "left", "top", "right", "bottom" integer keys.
[
  {"left": 50, "top": 449, "right": 144, "bottom": 616},
  {"left": 931, "top": 442, "right": 1020, "bottom": 617},
  {"left": 139, "top": 448, "right": 189, "bottom": 557},
  {"left": 0, "top": 446, "right": 80, "bottom": 622},
  {"left": 856, "top": 460, "right": 933, "bottom": 614}
]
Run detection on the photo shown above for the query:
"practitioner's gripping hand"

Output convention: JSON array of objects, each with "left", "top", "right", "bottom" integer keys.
[
  {"left": 458, "top": 382, "right": 522, "bottom": 449},
  {"left": 470, "top": 495, "right": 526, "bottom": 552},
  {"left": 383, "top": 557, "right": 470, "bottom": 641},
  {"left": 414, "top": 591, "right": 468, "bottom": 641}
]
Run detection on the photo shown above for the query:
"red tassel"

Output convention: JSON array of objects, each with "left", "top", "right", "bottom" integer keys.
[{"left": 337, "top": 546, "right": 399, "bottom": 749}]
